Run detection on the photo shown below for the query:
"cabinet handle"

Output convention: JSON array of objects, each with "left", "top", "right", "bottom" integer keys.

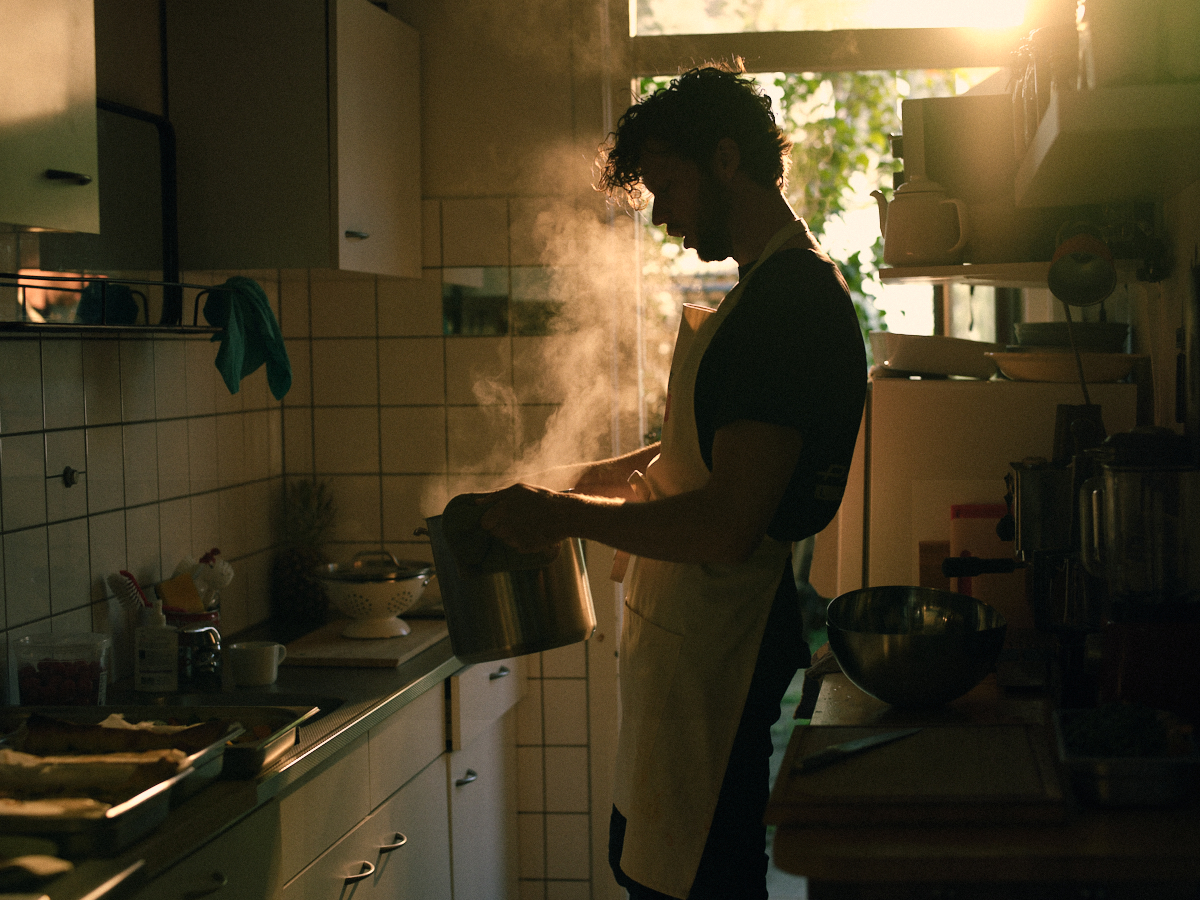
[
  {"left": 181, "top": 872, "right": 228, "bottom": 899},
  {"left": 344, "top": 861, "right": 375, "bottom": 884},
  {"left": 455, "top": 769, "right": 478, "bottom": 787},
  {"left": 380, "top": 832, "right": 408, "bottom": 852},
  {"left": 43, "top": 168, "right": 93, "bottom": 186},
  {"left": 344, "top": 230, "right": 370, "bottom": 240},
  {"left": 489, "top": 665, "right": 511, "bottom": 680}
]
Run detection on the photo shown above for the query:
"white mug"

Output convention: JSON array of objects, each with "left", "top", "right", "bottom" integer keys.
[{"left": 228, "top": 641, "right": 287, "bottom": 687}]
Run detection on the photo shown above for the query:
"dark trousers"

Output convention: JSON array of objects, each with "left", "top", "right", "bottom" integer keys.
[{"left": 609, "top": 559, "right": 809, "bottom": 900}]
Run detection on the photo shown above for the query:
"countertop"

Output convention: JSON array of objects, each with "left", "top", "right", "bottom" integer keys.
[
  {"left": 32, "top": 621, "right": 461, "bottom": 900},
  {"left": 770, "top": 674, "right": 1200, "bottom": 898}
]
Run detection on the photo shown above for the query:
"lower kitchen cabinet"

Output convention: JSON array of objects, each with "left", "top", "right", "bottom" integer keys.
[
  {"left": 283, "top": 756, "right": 451, "bottom": 900},
  {"left": 447, "top": 711, "right": 518, "bottom": 900},
  {"left": 125, "top": 800, "right": 285, "bottom": 900}
]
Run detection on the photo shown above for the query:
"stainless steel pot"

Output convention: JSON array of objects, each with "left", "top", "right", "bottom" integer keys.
[{"left": 423, "top": 514, "right": 596, "bottom": 664}]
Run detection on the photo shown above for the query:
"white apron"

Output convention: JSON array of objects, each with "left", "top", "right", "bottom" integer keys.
[{"left": 613, "top": 220, "right": 813, "bottom": 898}]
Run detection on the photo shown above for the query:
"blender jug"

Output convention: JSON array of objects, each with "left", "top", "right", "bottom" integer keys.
[{"left": 1080, "top": 431, "right": 1200, "bottom": 721}]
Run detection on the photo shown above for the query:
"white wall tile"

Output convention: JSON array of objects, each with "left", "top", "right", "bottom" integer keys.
[
  {"left": 45, "top": 434, "right": 87, "bottom": 524},
  {"left": 0, "top": 340, "right": 44, "bottom": 434},
  {"left": 218, "top": 486, "right": 248, "bottom": 563},
  {"left": 546, "top": 881, "right": 591, "bottom": 900},
  {"left": 284, "top": 339, "right": 312, "bottom": 405},
  {"left": 518, "top": 880, "right": 546, "bottom": 900},
  {"left": 518, "top": 745, "right": 545, "bottom": 813},
  {"left": 517, "top": 681, "right": 544, "bottom": 745},
  {"left": 42, "top": 340, "right": 85, "bottom": 429},
  {"left": 422, "top": 200, "right": 442, "bottom": 268},
  {"left": 380, "top": 474, "right": 436, "bottom": 542},
  {"left": 1, "top": 434, "right": 46, "bottom": 531},
  {"left": 378, "top": 269, "right": 444, "bottom": 337},
  {"left": 85, "top": 426, "right": 125, "bottom": 514},
  {"left": 542, "top": 679, "right": 588, "bottom": 745},
  {"left": 544, "top": 813, "right": 589, "bottom": 880},
  {"left": 518, "top": 812, "right": 546, "bottom": 880},
  {"left": 380, "top": 407, "right": 447, "bottom": 474},
  {"left": 184, "top": 340, "right": 217, "bottom": 417},
  {"left": 159, "top": 498, "right": 192, "bottom": 581},
  {"left": 310, "top": 271, "right": 377, "bottom": 339},
  {"left": 188, "top": 416, "right": 219, "bottom": 493},
  {"left": 152, "top": 339, "right": 188, "bottom": 420},
  {"left": 4, "top": 528, "right": 49, "bottom": 627},
  {"left": 48, "top": 519, "right": 90, "bottom": 615},
  {"left": 216, "top": 413, "right": 246, "bottom": 489},
  {"left": 88, "top": 511, "right": 126, "bottom": 603},
  {"left": 379, "top": 338, "right": 445, "bottom": 405},
  {"left": 445, "top": 336, "right": 512, "bottom": 406},
  {"left": 50, "top": 606, "right": 92, "bottom": 635},
  {"left": 325, "top": 475, "right": 382, "bottom": 545},
  {"left": 82, "top": 340, "right": 122, "bottom": 426},
  {"left": 268, "top": 409, "right": 283, "bottom": 478},
  {"left": 446, "top": 405, "right": 515, "bottom": 476},
  {"left": 443, "top": 199, "right": 509, "bottom": 267},
  {"left": 513, "top": 335, "right": 573, "bottom": 404},
  {"left": 156, "top": 419, "right": 191, "bottom": 500},
  {"left": 189, "top": 492, "right": 220, "bottom": 560},
  {"left": 283, "top": 407, "right": 314, "bottom": 474},
  {"left": 541, "top": 642, "right": 586, "bottom": 678},
  {"left": 311, "top": 338, "right": 379, "bottom": 406},
  {"left": 123, "top": 422, "right": 160, "bottom": 507},
  {"left": 245, "top": 410, "right": 273, "bottom": 482},
  {"left": 120, "top": 341, "right": 157, "bottom": 422},
  {"left": 544, "top": 746, "right": 589, "bottom": 813},
  {"left": 125, "top": 504, "right": 162, "bottom": 588},
  {"left": 314, "top": 408, "right": 380, "bottom": 474},
  {"left": 279, "top": 271, "right": 311, "bottom": 340}
]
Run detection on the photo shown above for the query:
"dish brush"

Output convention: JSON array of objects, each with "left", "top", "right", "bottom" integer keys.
[{"left": 107, "top": 570, "right": 151, "bottom": 611}]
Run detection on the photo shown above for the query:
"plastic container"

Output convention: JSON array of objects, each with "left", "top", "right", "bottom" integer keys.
[
  {"left": 15, "top": 633, "right": 111, "bottom": 705},
  {"left": 135, "top": 599, "right": 179, "bottom": 693}
]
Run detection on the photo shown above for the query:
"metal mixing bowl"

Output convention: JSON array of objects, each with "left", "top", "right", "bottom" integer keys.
[{"left": 826, "top": 586, "right": 1007, "bottom": 708}]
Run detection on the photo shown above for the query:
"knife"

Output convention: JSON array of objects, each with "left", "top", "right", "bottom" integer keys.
[{"left": 791, "top": 727, "right": 922, "bottom": 775}]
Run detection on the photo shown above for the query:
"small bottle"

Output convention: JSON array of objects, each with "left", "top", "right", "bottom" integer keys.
[{"left": 135, "top": 598, "right": 179, "bottom": 692}]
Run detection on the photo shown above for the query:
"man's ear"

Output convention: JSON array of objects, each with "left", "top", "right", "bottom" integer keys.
[{"left": 711, "top": 137, "right": 740, "bottom": 183}]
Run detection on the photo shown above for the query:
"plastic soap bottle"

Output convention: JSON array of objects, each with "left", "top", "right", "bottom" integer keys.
[{"left": 135, "top": 597, "right": 179, "bottom": 692}]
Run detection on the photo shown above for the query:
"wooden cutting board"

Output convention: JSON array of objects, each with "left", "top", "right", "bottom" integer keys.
[
  {"left": 281, "top": 617, "right": 448, "bottom": 668},
  {"left": 766, "top": 723, "right": 1066, "bottom": 827}
]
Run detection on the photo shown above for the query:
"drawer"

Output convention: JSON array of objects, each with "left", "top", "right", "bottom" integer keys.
[
  {"left": 284, "top": 757, "right": 450, "bottom": 900},
  {"left": 278, "top": 735, "right": 371, "bottom": 883},
  {"left": 449, "top": 656, "right": 524, "bottom": 750},
  {"left": 368, "top": 683, "right": 445, "bottom": 807},
  {"left": 127, "top": 801, "right": 284, "bottom": 900}
]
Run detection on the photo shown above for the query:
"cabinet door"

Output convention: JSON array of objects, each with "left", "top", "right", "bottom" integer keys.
[
  {"left": 0, "top": 0, "right": 99, "bottom": 232},
  {"left": 447, "top": 712, "right": 518, "bottom": 900},
  {"left": 449, "top": 657, "right": 524, "bottom": 751},
  {"left": 284, "top": 757, "right": 451, "bottom": 900},
  {"left": 334, "top": 0, "right": 421, "bottom": 279},
  {"left": 127, "top": 801, "right": 284, "bottom": 900}
]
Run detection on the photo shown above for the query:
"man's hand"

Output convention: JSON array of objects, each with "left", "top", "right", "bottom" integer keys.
[{"left": 477, "top": 483, "right": 569, "bottom": 554}]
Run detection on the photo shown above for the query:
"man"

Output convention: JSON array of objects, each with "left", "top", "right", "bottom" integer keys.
[{"left": 478, "top": 61, "right": 866, "bottom": 899}]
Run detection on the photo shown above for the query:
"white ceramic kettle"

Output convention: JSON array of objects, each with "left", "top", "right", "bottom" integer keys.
[{"left": 872, "top": 176, "right": 969, "bottom": 266}]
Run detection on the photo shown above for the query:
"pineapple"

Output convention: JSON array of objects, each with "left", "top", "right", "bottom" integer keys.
[{"left": 269, "top": 479, "right": 336, "bottom": 642}]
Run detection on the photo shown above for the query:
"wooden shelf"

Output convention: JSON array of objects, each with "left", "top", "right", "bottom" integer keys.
[
  {"left": 878, "top": 261, "right": 1050, "bottom": 288},
  {"left": 1015, "top": 83, "right": 1200, "bottom": 208}
]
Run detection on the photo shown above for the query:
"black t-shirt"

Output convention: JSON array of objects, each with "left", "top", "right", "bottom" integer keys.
[{"left": 693, "top": 245, "right": 867, "bottom": 542}]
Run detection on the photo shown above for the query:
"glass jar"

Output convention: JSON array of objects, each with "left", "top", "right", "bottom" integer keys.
[{"left": 15, "top": 633, "right": 111, "bottom": 705}]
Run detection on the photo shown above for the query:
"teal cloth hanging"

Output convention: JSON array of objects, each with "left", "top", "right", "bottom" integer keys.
[{"left": 203, "top": 276, "right": 292, "bottom": 400}]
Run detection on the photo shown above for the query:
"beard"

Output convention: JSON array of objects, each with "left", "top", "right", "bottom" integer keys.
[{"left": 692, "top": 171, "right": 734, "bottom": 262}]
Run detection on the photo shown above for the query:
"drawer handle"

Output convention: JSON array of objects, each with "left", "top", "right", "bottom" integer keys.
[
  {"left": 182, "top": 872, "right": 228, "bottom": 899},
  {"left": 380, "top": 832, "right": 408, "bottom": 852},
  {"left": 344, "top": 230, "right": 371, "bottom": 240},
  {"left": 345, "top": 861, "right": 375, "bottom": 884},
  {"left": 489, "top": 665, "right": 511, "bottom": 680},
  {"left": 44, "top": 168, "right": 93, "bottom": 186},
  {"left": 455, "top": 769, "right": 478, "bottom": 787}
]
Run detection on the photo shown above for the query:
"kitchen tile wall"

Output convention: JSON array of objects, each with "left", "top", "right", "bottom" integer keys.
[{"left": 0, "top": 247, "right": 281, "bottom": 699}]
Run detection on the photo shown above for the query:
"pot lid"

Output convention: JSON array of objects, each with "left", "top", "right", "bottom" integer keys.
[{"left": 322, "top": 550, "right": 432, "bottom": 583}]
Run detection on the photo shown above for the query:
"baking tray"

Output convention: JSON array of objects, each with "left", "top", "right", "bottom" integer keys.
[{"left": 0, "top": 704, "right": 317, "bottom": 856}]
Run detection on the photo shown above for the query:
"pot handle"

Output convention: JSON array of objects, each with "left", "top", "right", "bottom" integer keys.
[
  {"left": 1079, "top": 475, "right": 1106, "bottom": 576},
  {"left": 941, "top": 197, "right": 969, "bottom": 256}
]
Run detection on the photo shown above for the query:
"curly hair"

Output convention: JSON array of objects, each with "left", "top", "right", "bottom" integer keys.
[{"left": 596, "top": 60, "right": 792, "bottom": 210}]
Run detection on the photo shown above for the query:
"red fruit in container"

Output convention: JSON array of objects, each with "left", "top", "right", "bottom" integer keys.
[{"left": 14, "top": 634, "right": 111, "bottom": 706}]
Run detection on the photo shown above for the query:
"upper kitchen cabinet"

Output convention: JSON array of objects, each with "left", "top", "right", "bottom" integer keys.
[
  {"left": 165, "top": 0, "right": 420, "bottom": 278},
  {"left": 0, "top": 0, "right": 100, "bottom": 233},
  {"left": 1015, "top": 83, "right": 1200, "bottom": 208}
]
